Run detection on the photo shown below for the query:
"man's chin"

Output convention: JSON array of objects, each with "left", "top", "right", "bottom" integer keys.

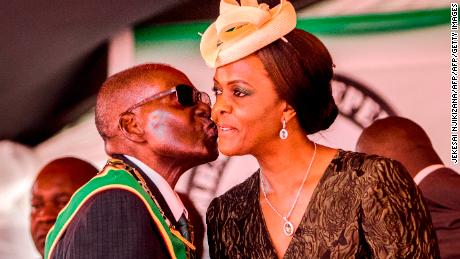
[
  {"left": 203, "top": 136, "right": 218, "bottom": 160},
  {"left": 208, "top": 148, "right": 219, "bottom": 161},
  {"left": 35, "top": 238, "right": 45, "bottom": 256},
  {"left": 193, "top": 146, "right": 219, "bottom": 164},
  {"left": 206, "top": 140, "right": 219, "bottom": 160}
]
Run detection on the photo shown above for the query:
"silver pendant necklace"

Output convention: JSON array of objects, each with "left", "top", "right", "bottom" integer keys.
[{"left": 260, "top": 142, "right": 317, "bottom": 236}]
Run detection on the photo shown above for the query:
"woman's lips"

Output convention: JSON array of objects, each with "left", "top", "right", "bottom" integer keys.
[{"left": 218, "top": 124, "right": 237, "bottom": 135}]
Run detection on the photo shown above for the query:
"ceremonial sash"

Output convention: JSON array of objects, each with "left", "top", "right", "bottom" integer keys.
[{"left": 44, "top": 165, "right": 187, "bottom": 259}]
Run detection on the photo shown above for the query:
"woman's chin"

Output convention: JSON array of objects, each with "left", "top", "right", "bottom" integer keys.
[
  {"left": 218, "top": 147, "right": 238, "bottom": 156},
  {"left": 217, "top": 141, "right": 245, "bottom": 156}
]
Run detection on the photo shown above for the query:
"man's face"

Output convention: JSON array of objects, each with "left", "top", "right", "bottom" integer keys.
[
  {"left": 30, "top": 167, "right": 87, "bottom": 256},
  {"left": 133, "top": 70, "right": 218, "bottom": 164}
]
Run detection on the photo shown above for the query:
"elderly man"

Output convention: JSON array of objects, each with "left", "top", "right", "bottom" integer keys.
[
  {"left": 44, "top": 64, "right": 218, "bottom": 259},
  {"left": 30, "top": 157, "right": 97, "bottom": 257},
  {"left": 356, "top": 116, "right": 460, "bottom": 259}
]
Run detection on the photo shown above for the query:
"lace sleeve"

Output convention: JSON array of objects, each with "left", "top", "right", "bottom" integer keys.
[
  {"left": 206, "top": 197, "right": 226, "bottom": 259},
  {"left": 360, "top": 158, "right": 440, "bottom": 258}
]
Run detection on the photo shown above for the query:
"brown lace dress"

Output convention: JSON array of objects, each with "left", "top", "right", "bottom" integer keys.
[{"left": 206, "top": 150, "right": 439, "bottom": 258}]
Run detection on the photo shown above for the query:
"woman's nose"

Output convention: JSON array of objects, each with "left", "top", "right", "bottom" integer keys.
[{"left": 211, "top": 95, "right": 232, "bottom": 121}]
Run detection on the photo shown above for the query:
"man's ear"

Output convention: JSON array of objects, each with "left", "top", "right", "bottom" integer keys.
[
  {"left": 118, "top": 113, "right": 145, "bottom": 143},
  {"left": 281, "top": 102, "right": 296, "bottom": 123}
]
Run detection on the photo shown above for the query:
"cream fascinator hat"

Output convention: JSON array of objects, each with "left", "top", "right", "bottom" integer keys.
[{"left": 200, "top": 0, "right": 297, "bottom": 68}]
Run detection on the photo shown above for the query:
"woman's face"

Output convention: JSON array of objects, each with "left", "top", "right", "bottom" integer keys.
[{"left": 212, "top": 54, "right": 285, "bottom": 156}]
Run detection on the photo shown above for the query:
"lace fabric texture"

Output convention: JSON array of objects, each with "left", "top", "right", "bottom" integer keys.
[{"left": 206, "top": 150, "right": 440, "bottom": 259}]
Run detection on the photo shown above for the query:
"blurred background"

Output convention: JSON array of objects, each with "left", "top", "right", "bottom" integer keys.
[{"left": 0, "top": 0, "right": 454, "bottom": 258}]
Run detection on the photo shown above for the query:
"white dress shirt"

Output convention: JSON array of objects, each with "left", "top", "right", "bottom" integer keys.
[
  {"left": 124, "top": 155, "right": 188, "bottom": 221},
  {"left": 413, "top": 164, "right": 445, "bottom": 185}
]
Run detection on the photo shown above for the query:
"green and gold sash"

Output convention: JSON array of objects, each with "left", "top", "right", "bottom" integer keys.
[{"left": 44, "top": 160, "right": 190, "bottom": 259}]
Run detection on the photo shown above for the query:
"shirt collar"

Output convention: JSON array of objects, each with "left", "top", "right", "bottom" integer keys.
[
  {"left": 413, "top": 164, "right": 445, "bottom": 185},
  {"left": 123, "top": 155, "right": 188, "bottom": 221}
]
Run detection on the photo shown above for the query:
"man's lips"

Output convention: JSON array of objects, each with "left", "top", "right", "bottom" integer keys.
[
  {"left": 35, "top": 229, "right": 50, "bottom": 244},
  {"left": 204, "top": 121, "right": 218, "bottom": 138},
  {"left": 35, "top": 224, "right": 54, "bottom": 240}
]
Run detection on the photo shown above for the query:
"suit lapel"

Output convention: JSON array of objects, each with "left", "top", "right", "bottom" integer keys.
[{"left": 112, "top": 154, "right": 178, "bottom": 224}]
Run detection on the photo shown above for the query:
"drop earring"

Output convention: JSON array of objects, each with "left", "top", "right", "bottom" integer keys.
[{"left": 279, "top": 119, "right": 288, "bottom": 140}]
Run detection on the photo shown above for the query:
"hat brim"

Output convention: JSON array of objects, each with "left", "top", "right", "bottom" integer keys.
[{"left": 200, "top": 1, "right": 296, "bottom": 68}]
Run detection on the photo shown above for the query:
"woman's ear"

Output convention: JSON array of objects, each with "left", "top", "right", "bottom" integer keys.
[
  {"left": 281, "top": 102, "right": 296, "bottom": 123},
  {"left": 118, "top": 113, "right": 146, "bottom": 143}
]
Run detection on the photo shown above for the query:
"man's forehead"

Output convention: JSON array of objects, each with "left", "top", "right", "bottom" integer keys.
[
  {"left": 130, "top": 72, "right": 192, "bottom": 100},
  {"left": 35, "top": 169, "right": 71, "bottom": 185},
  {"left": 34, "top": 161, "right": 94, "bottom": 185},
  {"left": 101, "top": 66, "right": 194, "bottom": 123},
  {"left": 31, "top": 186, "right": 75, "bottom": 201},
  {"left": 141, "top": 69, "right": 191, "bottom": 89}
]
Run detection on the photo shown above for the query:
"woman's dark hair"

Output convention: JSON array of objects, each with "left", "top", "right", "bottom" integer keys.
[{"left": 256, "top": 28, "right": 338, "bottom": 134}]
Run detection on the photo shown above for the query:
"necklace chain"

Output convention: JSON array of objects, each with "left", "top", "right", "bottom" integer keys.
[{"left": 260, "top": 142, "right": 317, "bottom": 230}]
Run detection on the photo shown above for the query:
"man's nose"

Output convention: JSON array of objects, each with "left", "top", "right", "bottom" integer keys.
[
  {"left": 195, "top": 101, "right": 212, "bottom": 119},
  {"left": 35, "top": 205, "right": 60, "bottom": 222}
]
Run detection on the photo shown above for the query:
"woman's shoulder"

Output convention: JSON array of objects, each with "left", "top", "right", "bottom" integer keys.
[
  {"left": 207, "top": 171, "right": 259, "bottom": 216},
  {"left": 331, "top": 149, "right": 407, "bottom": 177},
  {"left": 328, "top": 150, "right": 413, "bottom": 192}
]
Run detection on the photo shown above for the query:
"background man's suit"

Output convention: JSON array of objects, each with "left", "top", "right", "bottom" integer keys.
[{"left": 418, "top": 167, "right": 460, "bottom": 259}]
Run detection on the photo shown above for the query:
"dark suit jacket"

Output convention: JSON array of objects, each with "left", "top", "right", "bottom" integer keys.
[
  {"left": 418, "top": 167, "right": 460, "bottom": 259},
  {"left": 52, "top": 155, "right": 180, "bottom": 259}
]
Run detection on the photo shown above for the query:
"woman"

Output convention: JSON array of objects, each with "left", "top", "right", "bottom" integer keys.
[{"left": 200, "top": 1, "right": 439, "bottom": 258}]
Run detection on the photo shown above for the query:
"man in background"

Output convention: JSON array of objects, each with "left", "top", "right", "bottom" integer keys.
[
  {"left": 356, "top": 116, "right": 460, "bottom": 259},
  {"left": 30, "top": 157, "right": 97, "bottom": 257}
]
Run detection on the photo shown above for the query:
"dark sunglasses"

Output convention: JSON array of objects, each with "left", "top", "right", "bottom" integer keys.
[{"left": 122, "top": 84, "right": 211, "bottom": 114}]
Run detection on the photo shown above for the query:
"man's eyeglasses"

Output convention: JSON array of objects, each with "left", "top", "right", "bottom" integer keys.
[{"left": 122, "top": 84, "right": 211, "bottom": 114}]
